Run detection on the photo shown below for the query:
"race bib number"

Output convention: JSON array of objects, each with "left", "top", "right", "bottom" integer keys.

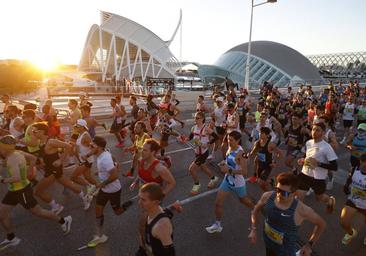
[
  {"left": 278, "top": 114, "right": 285, "bottom": 120},
  {"left": 258, "top": 152, "right": 266, "bottom": 162},
  {"left": 351, "top": 186, "right": 366, "bottom": 199},
  {"left": 264, "top": 221, "right": 284, "bottom": 245},
  {"left": 347, "top": 108, "right": 353, "bottom": 113},
  {"left": 288, "top": 137, "right": 298, "bottom": 147}
]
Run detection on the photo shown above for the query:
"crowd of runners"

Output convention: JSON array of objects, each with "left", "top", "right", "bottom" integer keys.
[{"left": 0, "top": 80, "right": 365, "bottom": 255}]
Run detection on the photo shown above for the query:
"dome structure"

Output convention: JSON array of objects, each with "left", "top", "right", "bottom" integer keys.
[
  {"left": 78, "top": 11, "right": 181, "bottom": 82},
  {"left": 198, "top": 40, "right": 321, "bottom": 89}
]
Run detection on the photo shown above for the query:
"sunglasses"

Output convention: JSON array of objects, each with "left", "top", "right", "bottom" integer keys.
[
  {"left": 195, "top": 116, "right": 202, "bottom": 120},
  {"left": 275, "top": 187, "right": 293, "bottom": 198}
]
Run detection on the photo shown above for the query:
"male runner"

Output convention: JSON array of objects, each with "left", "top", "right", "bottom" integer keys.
[{"left": 0, "top": 135, "right": 72, "bottom": 250}]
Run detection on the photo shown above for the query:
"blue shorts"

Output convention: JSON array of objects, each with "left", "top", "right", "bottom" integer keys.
[{"left": 219, "top": 178, "right": 247, "bottom": 198}]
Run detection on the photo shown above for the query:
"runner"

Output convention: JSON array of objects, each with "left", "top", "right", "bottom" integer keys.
[
  {"left": 210, "top": 96, "right": 226, "bottom": 159},
  {"left": 0, "top": 135, "right": 72, "bottom": 250},
  {"left": 236, "top": 95, "right": 250, "bottom": 133},
  {"left": 156, "top": 111, "right": 179, "bottom": 157},
  {"left": 109, "top": 98, "right": 125, "bottom": 148},
  {"left": 249, "top": 127, "right": 282, "bottom": 190},
  {"left": 129, "top": 95, "right": 140, "bottom": 143},
  {"left": 248, "top": 172, "right": 326, "bottom": 256},
  {"left": 86, "top": 136, "right": 133, "bottom": 247},
  {"left": 346, "top": 123, "right": 366, "bottom": 171},
  {"left": 221, "top": 102, "right": 240, "bottom": 155},
  {"left": 296, "top": 122, "right": 337, "bottom": 213},
  {"left": 187, "top": 111, "right": 219, "bottom": 195},
  {"left": 32, "top": 122, "right": 92, "bottom": 213},
  {"left": 159, "top": 94, "right": 184, "bottom": 128},
  {"left": 80, "top": 104, "right": 106, "bottom": 139},
  {"left": 137, "top": 183, "right": 175, "bottom": 256},
  {"left": 67, "top": 99, "right": 82, "bottom": 142},
  {"left": 71, "top": 119, "right": 98, "bottom": 199},
  {"left": 341, "top": 153, "right": 366, "bottom": 245},
  {"left": 196, "top": 95, "right": 210, "bottom": 113},
  {"left": 206, "top": 131, "right": 254, "bottom": 233},
  {"left": 146, "top": 94, "right": 160, "bottom": 130},
  {"left": 123, "top": 121, "right": 151, "bottom": 178},
  {"left": 340, "top": 96, "right": 356, "bottom": 144}
]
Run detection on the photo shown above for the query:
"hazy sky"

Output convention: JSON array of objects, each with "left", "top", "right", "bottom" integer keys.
[{"left": 1, "top": 0, "right": 365, "bottom": 68}]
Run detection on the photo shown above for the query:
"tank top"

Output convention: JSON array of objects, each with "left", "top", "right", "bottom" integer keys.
[
  {"left": 351, "top": 133, "right": 366, "bottom": 158},
  {"left": 138, "top": 159, "right": 163, "bottom": 184},
  {"left": 24, "top": 124, "right": 40, "bottom": 153},
  {"left": 9, "top": 117, "right": 23, "bottom": 139},
  {"left": 76, "top": 131, "right": 94, "bottom": 163},
  {"left": 224, "top": 146, "right": 245, "bottom": 187},
  {"left": 214, "top": 107, "right": 226, "bottom": 127},
  {"left": 6, "top": 152, "right": 30, "bottom": 191},
  {"left": 263, "top": 192, "right": 299, "bottom": 255},
  {"left": 39, "top": 139, "right": 62, "bottom": 173},
  {"left": 145, "top": 212, "right": 173, "bottom": 256},
  {"left": 286, "top": 125, "right": 303, "bottom": 150},
  {"left": 135, "top": 133, "right": 149, "bottom": 153},
  {"left": 257, "top": 139, "right": 272, "bottom": 167},
  {"left": 192, "top": 124, "right": 209, "bottom": 155},
  {"left": 114, "top": 106, "right": 123, "bottom": 124},
  {"left": 196, "top": 102, "right": 205, "bottom": 113},
  {"left": 349, "top": 167, "right": 366, "bottom": 209},
  {"left": 237, "top": 103, "right": 247, "bottom": 117}
]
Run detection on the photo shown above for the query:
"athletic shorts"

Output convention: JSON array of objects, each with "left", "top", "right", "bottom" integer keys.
[
  {"left": 96, "top": 189, "right": 121, "bottom": 209},
  {"left": 44, "top": 166, "right": 63, "bottom": 179},
  {"left": 215, "top": 126, "right": 226, "bottom": 135},
  {"left": 345, "top": 200, "right": 366, "bottom": 216},
  {"left": 257, "top": 163, "right": 272, "bottom": 181},
  {"left": 297, "top": 172, "right": 326, "bottom": 195},
  {"left": 219, "top": 178, "right": 247, "bottom": 198},
  {"left": 194, "top": 150, "right": 209, "bottom": 166},
  {"left": 343, "top": 120, "right": 353, "bottom": 128},
  {"left": 2, "top": 184, "right": 38, "bottom": 209},
  {"left": 110, "top": 120, "right": 124, "bottom": 133},
  {"left": 239, "top": 116, "right": 246, "bottom": 130}
]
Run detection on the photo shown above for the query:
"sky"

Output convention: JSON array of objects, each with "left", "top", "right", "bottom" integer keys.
[{"left": 1, "top": 0, "right": 365, "bottom": 69}]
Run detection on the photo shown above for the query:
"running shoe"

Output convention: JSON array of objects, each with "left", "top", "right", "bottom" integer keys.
[
  {"left": 83, "top": 194, "right": 93, "bottom": 210},
  {"left": 190, "top": 184, "right": 201, "bottom": 195},
  {"left": 0, "top": 237, "right": 21, "bottom": 250},
  {"left": 86, "top": 184, "right": 96, "bottom": 195},
  {"left": 342, "top": 228, "right": 357, "bottom": 245},
  {"left": 51, "top": 204, "right": 64, "bottom": 215},
  {"left": 115, "top": 142, "right": 124, "bottom": 148},
  {"left": 102, "top": 123, "right": 108, "bottom": 130},
  {"left": 207, "top": 176, "right": 219, "bottom": 189},
  {"left": 326, "top": 177, "right": 334, "bottom": 191},
  {"left": 326, "top": 196, "right": 336, "bottom": 213},
  {"left": 207, "top": 153, "right": 214, "bottom": 160},
  {"left": 205, "top": 222, "right": 223, "bottom": 234},
  {"left": 305, "top": 188, "right": 313, "bottom": 196},
  {"left": 87, "top": 234, "right": 108, "bottom": 247},
  {"left": 61, "top": 216, "right": 72, "bottom": 235},
  {"left": 247, "top": 176, "right": 257, "bottom": 183}
]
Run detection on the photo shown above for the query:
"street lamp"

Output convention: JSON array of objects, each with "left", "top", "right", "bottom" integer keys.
[{"left": 244, "top": 0, "right": 277, "bottom": 91}]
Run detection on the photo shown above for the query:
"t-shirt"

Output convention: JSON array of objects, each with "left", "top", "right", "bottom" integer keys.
[
  {"left": 97, "top": 151, "right": 121, "bottom": 193},
  {"left": 301, "top": 139, "right": 337, "bottom": 180},
  {"left": 343, "top": 103, "right": 355, "bottom": 120}
]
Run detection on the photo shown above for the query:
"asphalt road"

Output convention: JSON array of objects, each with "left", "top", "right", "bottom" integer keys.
[{"left": 1, "top": 96, "right": 366, "bottom": 256}]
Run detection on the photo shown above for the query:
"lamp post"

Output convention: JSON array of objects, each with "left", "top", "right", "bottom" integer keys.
[{"left": 244, "top": 0, "right": 277, "bottom": 91}]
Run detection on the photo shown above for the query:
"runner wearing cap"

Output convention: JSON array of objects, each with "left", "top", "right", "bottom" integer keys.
[
  {"left": 71, "top": 119, "right": 98, "bottom": 201},
  {"left": 0, "top": 135, "right": 72, "bottom": 250},
  {"left": 249, "top": 172, "right": 326, "bottom": 256},
  {"left": 32, "top": 122, "right": 92, "bottom": 214},
  {"left": 85, "top": 136, "right": 132, "bottom": 247},
  {"left": 346, "top": 123, "right": 366, "bottom": 170}
]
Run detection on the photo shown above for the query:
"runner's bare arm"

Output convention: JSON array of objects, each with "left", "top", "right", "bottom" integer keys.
[
  {"left": 153, "top": 218, "right": 174, "bottom": 246},
  {"left": 236, "top": 150, "right": 248, "bottom": 176},
  {"left": 1, "top": 154, "right": 22, "bottom": 183},
  {"left": 248, "top": 192, "right": 272, "bottom": 243},
  {"left": 155, "top": 164, "right": 176, "bottom": 195}
]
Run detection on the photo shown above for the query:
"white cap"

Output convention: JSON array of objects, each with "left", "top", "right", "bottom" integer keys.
[
  {"left": 75, "top": 119, "right": 88, "bottom": 130},
  {"left": 216, "top": 97, "right": 224, "bottom": 102}
]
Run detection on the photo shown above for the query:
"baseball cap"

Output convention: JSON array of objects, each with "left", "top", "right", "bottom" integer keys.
[
  {"left": 75, "top": 119, "right": 88, "bottom": 130},
  {"left": 0, "top": 135, "right": 17, "bottom": 150},
  {"left": 358, "top": 123, "right": 366, "bottom": 131}
]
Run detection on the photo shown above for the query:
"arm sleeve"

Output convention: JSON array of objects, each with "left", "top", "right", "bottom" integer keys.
[{"left": 318, "top": 160, "right": 337, "bottom": 171}]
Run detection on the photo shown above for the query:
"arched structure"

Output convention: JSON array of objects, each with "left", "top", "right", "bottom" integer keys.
[
  {"left": 198, "top": 41, "right": 321, "bottom": 89},
  {"left": 78, "top": 11, "right": 181, "bottom": 82}
]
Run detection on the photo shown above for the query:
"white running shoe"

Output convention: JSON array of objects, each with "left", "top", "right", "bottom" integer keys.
[
  {"left": 0, "top": 237, "right": 21, "bottom": 250},
  {"left": 306, "top": 188, "right": 314, "bottom": 196},
  {"left": 61, "top": 216, "right": 72, "bottom": 235},
  {"left": 207, "top": 153, "right": 214, "bottom": 160},
  {"left": 86, "top": 184, "right": 96, "bottom": 195},
  {"left": 87, "top": 234, "right": 108, "bottom": 247},
  {"left": 205, "top": 222, "right": 223, "bottom": 233},
  {"left": 339, "top": 137, "right": 346, "bottom": 145},
  {"left": 51, "top": 204, "right": 64, "bottom": 215},
  {"left": 83, "top": 194, "right": 93, "bottom": 210},
  {"left": 207, "top": 176, "right": 219, "bottom": 189}
]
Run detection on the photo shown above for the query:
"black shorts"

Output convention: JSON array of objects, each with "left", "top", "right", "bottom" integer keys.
[
  {"left": 257, "top": 163, "right": 272, "bottom": 181},
  {"left": 215, "top": 126, "right": 226, "bottom": 135},
  {"left": 96, "top": 189, "right": 121, "bottom": 209},
  {"left": 345, "top": 200, "right": 366, "bottom": 216},
  {"left": 44, "top": 166, "right": 63, "bottom": 179},
  {"left": 194, "top": 150, "right": 209, "bottom": 166},
  {"left": 79, "top": 161, "right": 93, "bottom": 168},
  {"left": 298, "top": 172, "right": 326, "bottom": 195},
  {"left": 239, "top": 116, "right": 246, "bottom": 130},
  {"left": 110, "top": 120, "right": 124, "bottom": 133},
  {"left": 343, "top": 120, "right": 353, "bottom": 128},
  {"left": 351, "top": 156, "right": 360, "bottom": 168},
  {"left": 2, "top": 184, "right": 38, "bottom": 209}
]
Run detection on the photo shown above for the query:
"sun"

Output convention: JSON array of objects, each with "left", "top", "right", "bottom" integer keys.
[{"left": 28, "top": 56, "right": 60, "bottom": 71}]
